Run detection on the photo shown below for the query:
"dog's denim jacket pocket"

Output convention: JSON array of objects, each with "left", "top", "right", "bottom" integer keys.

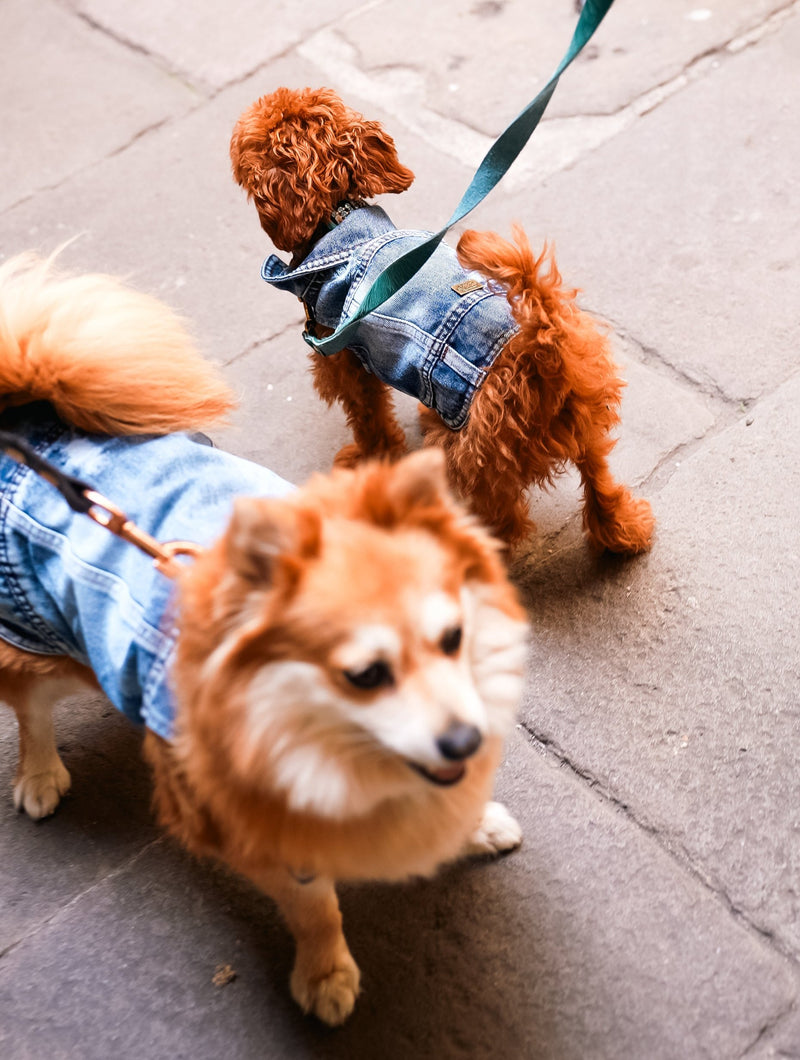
[
  {"left": 0, "top": 407, "right": 293, "bottom": 739},
  {"left": 262, "top": 205, "right": 520, "bottom": 430}
]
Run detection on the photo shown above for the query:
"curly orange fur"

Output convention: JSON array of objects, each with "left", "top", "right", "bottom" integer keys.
[
  {"left": 230, "top": 87, "right": 414, "bottom": 255},
  {"left": 232, "top": 89, "right": 654, "bottom": 554}
]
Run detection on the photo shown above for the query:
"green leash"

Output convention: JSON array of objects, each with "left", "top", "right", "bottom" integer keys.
[{"left": 304, "top": 0, "right": 616, "bottom": 356}]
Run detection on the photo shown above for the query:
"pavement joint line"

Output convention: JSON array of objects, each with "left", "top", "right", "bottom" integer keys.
[
  {"left": 726, "top": 0, "right": 800, "bottom": 55},
  {"left": 0, "top": 835, "right": 165, "bottom": 963},
  {"left": 223, "top": 316, "right": 306, "bottom": 368},
  {"left": 601, "top": 318, "right": 739, "bottom": 412},
  {"left": 637, "top": 361, "right": 800, "bottom": 497},
  {"left": 182, "top": 0, "right": 389, "bottom": 98},
  {"left": 507, "top": 359, "right": 794, "bottom": 575},
  {"left": 9, "top": 2, "right": 794, "bottom": 233},
  {"left": 298, "top": 28, "right": 493, "bottom": 178},
  {"left": 0, "top": 6, "right": 415, "bottom": 220},
  {"left": 71, "top": 7, "right": 208, "bottom": 95},
  {"left": 515, "top": 722, "right": 800, "bottom": 974},
  {"left": 72, "top": 7, "right": 158, "bottom": 62},
  {"left": 1, "top": 106, "right": 201, "bottom": 218},
  {"left": 740, "top": 996, "right": 799, "bottom": 1058},
  {"left": 299, "top": 0, "right": 798, "bottom": 198},
  {"left": 104, "top": 114, "right": 178, "bottom": 162}
]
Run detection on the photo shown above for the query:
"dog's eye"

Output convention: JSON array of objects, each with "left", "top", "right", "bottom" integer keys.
[
  {"left": 343, "top": 660, "right": 394, "bottom": 690},
  {"left": 440, "top": 627, "right": 462, "bottom": 655}
]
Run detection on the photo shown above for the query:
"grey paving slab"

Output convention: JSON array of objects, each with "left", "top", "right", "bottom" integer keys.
[
  {"left": 0, "top": 0, "right": 198, "bottom": 213},
  {"left": 481, "top": 8, "right": 800, "bottom": 406},
  {"left": 0, "top": 50, "right": 470, "bottom": 394},
  {"left": 328, "top": 0, "right": 789, "bottom": 134},
  {"left": 217, "top": 337, "right": 351, "bottom": 481},
  {"left": 71, "top": 0, "right": 373, "bottom": 91},
  {"left": 0, "top": 734, "right": 795, "bottom": 1060},
  {"left": 511, "top": 332, "right": 717, "bottom": 542},
  {"left": 0, "top": 696, "right": 158, "bottom": 952},
  {"left": 516, "top": 368, "right": 800, "bottom": 958},
  {"left": 0, "top": 71, "right": 316, "bottom": 373}
]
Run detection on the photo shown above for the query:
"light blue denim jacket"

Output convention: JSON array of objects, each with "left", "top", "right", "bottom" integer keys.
[
  {"left": 262, "top": 205, "right": 519, "bottom": 430},
  {"left": 0, "top": 406, "right": 293, "bottom": 740}
]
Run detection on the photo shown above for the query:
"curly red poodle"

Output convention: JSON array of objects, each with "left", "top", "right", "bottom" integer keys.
[{"left": 230, "top": 86, "right": 654, "bottom": 553}]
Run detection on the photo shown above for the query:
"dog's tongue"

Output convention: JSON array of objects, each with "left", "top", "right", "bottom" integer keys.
[{"left": 430, "top": 763, "right": 465, "bottom": 784}]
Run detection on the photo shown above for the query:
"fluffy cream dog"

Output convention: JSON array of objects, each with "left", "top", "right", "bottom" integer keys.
[{"left": 0, "top": 254, "right": 528, "bottom": 1025}]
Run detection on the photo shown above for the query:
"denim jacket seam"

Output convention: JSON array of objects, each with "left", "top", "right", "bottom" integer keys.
[
  {"left": 2, "top": 503, "right": 168, "bottom": 655},
  {"left": 141, "top": 629, "right": 177, "bottom": 729},
  {"left": 366, "top": 312, "right": 439, "bottom": 406},
  {"left": 341, "top": 229, "right": 424, "bottom": 319},
  {"left": 432, "top": 286, "right": 491, "bottom": 346},
  {"left": 486, "top": 321, "right": 521, "bottom": 363},
  {"left": 440, "top": 346, "right": 487, "bottom": 389},
  {"left": 0, "top": 469, "right": 71, "bottom": 654}
]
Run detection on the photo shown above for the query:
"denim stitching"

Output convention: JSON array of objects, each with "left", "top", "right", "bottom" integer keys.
[{"left": 3, "top": 503, "right": 169, "bottom": 654}]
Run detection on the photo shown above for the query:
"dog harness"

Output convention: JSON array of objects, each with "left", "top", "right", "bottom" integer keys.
[
  {"left": 262, "top": 205, "right": 520, "bottom": 430},
  {"left": 0, "top": 405, "right": 293, "bottom": 739}
]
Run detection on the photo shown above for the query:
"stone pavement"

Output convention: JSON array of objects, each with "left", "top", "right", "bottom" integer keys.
[{"left": 1, "top": 0, "right": 799, "bottom": 1055}]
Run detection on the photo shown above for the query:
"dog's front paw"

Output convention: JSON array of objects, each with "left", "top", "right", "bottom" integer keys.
[
  {"left": 291, "top": 945, "right": 361, "bottom": 1026},
  {"left": 463, "top": 800, "right": 522, "bottom": 858},
  {"left": 14, "top": 761, "right": 71, "bottom": 819}
]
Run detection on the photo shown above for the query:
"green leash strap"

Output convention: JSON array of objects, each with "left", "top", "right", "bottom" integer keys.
[{"left": 304, "top": 0, "right": 616, "bottom": 356}]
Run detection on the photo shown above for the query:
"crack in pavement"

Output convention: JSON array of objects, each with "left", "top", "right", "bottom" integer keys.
[
  {"left": 20, "top": 1, "right": 797, "bottom": 237},
  {"left": 741, "top": 997, "right": 800, "bottom": 1058},
  {"left": 0, "top": 836, "right": 164, "bottom": 963},
  {"left": 298, "top": 1, "right": 798, "bottom": 195},
  {"left": 222, "top": 316, "right": 305, "bottom": 368},
  {"left": 518, "top": 721, "right": 800, "bottom": 973}
]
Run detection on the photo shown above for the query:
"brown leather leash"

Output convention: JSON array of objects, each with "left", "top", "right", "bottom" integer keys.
[{"left": 0, "top": 429, "right": 202, "bottom": 580}]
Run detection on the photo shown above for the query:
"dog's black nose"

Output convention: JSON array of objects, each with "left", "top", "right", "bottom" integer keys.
[{"left": 436, "top": 722, "right": 482, "bottom": 761}]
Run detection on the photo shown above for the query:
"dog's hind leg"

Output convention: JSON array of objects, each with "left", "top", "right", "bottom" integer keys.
[
  {"left": 0, "top": 653, "right": 94, "bottom": 819},
  {"left": 311, "top": 348, "right": 406, "bottom": 467},
  {"left": 577, "top": 449, "right": 654, "bottom": 555},
  {"left": 249, "top": 867, "right": 360, "bottom": 1026},
  {"left": 420, "top": 410, "right": 535, "bottom": 544}
]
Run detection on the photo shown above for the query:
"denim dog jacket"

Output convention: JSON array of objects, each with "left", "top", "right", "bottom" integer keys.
[
  {"left": 262, "top": 205, "right": 519, "bottom": 430},
  {"left": 0, "top": 406, "right": 293, "bottom": 740}
]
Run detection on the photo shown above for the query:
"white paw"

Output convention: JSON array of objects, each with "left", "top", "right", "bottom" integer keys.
[
  {"left": 13, "top": 761, "right": 71, "bottom": 819},
  {"left": 291, "top": 950, "right": 361, "bottom": 1026},
  {"left": 464, "top": 800, "right": 522, "bottom": 858}
]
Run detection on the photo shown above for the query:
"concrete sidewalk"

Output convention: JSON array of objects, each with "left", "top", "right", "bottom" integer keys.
[{"left": 2, "top": 1, "right": 800, "bottom": 1056}]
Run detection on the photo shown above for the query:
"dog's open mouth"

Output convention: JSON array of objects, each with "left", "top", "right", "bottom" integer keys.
[{"left": 410, "top": 761, "right": 466, "bottom": 786}]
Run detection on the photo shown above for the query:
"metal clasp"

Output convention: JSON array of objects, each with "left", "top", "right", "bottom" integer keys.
[{"left": 83, "top": 490, "right": 203, "bottom": 579}]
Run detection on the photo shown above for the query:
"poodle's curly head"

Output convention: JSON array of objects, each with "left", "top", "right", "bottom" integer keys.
[{"left": 230, "top": 87, "right": 415, "bottom": 253}]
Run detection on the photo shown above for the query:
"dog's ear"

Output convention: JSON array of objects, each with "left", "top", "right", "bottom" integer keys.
[
  {"left": 359, "top": 451, "right": 506, "bottom": 581},
  {"left": 226, "top": 497, "right": 321, "bottom": 587},
  {"left": 380, "top": 448, "right": 449, "bottom": 511},
  {"left": 356, "top": 449, "right": 452, "bottom": 530},
  {"left": 347, "top": 120, "right": 415, "bottom": 200},
  {"left": 230, "top": 116, "right": 316, "bottom": 252}
]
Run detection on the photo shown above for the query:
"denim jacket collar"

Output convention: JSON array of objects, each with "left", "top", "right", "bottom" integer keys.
[{"left": 260, "top": 205, "right": 519, "bottom": 431}]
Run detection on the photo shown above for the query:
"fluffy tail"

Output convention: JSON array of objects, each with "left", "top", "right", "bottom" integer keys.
[
  {"left": 0, "top": 252, "right": 234, "bottom": 435},
  {"left": 456, "top": 225, "right": 574, "bottom": 333},
  {"left": 457, "top": 225, "right": 619, "bottom": 395}
]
